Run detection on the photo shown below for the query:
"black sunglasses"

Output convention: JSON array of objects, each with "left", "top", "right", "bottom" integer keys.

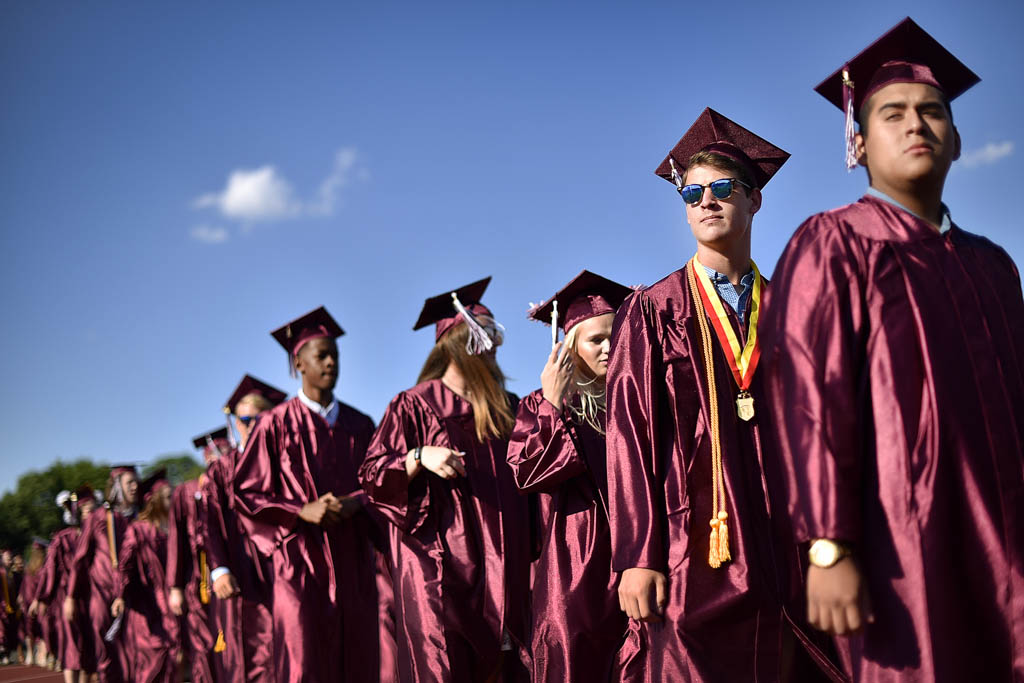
[{"left": 678, "top": 178, "right": 751, "bottom": 205}]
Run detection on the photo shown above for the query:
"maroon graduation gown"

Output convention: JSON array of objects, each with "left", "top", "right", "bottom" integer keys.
[
  {"left": 606, "top": 265, "right": 820, "bottom": 682},
  {"left": 233, "top": 396, "right": 382, "bottom": 683},
  {"left": 167, "top": 478, "right": 214, "bottom": 683},
  {"left": 507, "top": 390, "right": 629, "bottom": 682},
  {"left": 761, "top": 195, "right": 1024, "bottom": 682},
  {"left": 68, "top": 506, "right": 130, "bottom": 682},
  {"left": 118, "top": 520, "right": 179, "bottom": 683},
  {"left": 202, "top": 448, "right": 273, "bottom": 683},
  {"left": 38, "top": 527, "right": 90, "bottom": 671},
  {"left": 20, "top": 570, "right": 42, "bottom": 640},
  {"left": 358, "top": 379, "right": 531, "bottom": 683}
]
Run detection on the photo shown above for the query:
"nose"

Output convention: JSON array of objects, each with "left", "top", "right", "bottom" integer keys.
[{"left": 699, "top": 186, "right": 719, "bottom": 208}]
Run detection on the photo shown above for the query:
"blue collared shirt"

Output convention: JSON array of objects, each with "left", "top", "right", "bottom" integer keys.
[
  {"left": 865, "top": 186, "right": 951, "bottom": 234},
  {"left": 702, "top": 265, "right": 755, "bottom": 318}
]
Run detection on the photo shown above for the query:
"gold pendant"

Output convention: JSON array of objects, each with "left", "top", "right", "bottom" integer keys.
[{"left": 736, "top": 391, "right": 755, "bottom": 421}]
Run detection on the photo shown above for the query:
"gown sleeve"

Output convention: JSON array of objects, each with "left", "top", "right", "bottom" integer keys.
[
  {"left": 67, "top": 512, "right": 97, "bottom": 600},
  {"left": 506, "top": 390, "right": 587, "bottom": 493},
  {"left": 233, "top": 417, "right": 304, "bottom": 553},
  {"left": 357, "top": 392, "right": 441, "bottom": 534},
  {"left": 605, "top": 290, "right": 668, "bottom": 572},
  {"left": 201, "top": 461, "right": 232, "bottom": 573},
  {"left": 165, "top": 486, "right": 191, "bottom": 589},
  {"left": 116, "top": 525, "right": 139, "bottom": 600},
  {"left": 760, "top": 215, "right": 868, "bottom": 544},
  {"left": 36, "top": 538, "right": 61, "bottom": 604}
]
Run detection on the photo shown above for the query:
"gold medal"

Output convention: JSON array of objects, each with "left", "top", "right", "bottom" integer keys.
[{"left": 735, "top": 391, "right": 755, "bottom": 421}]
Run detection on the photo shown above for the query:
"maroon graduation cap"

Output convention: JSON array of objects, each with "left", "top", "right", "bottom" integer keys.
[
  {"left": 192, "top": 426, "right": 232, "bottom": 457},
  {"left": 224, "top": 374, "right": 288, "bottom": 415},
  {"left": 109, "top": 464, "right": 138, "bottom": 479},
  {"left": 528, "top": 271, "right": 633, "bottom": 334},
  {"left": 655, "top": 108, "right": 790, "bottom": 190},
  {"left": 413, "top": 277, "right": 501, "bottom": 354},
  {"left": 271, "top": 307, "right": 345, "bottom": 375},
  {"left": 139, "top": 468, "right": 169, "bottom": 503},
  {"left": 68, "top": 484, "right": 96, "bottom": 511},
  {"left": 814, "top": 17, "right": 980, "bottom": 168}
]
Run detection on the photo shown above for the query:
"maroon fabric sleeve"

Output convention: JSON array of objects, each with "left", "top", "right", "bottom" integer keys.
[
  {"left": 36, "top": 538, "right": 62, "bottom": 604},
  {"left": 166, "top": 483, "right": 193, "bottom": 589},
  {"left": 232, "top": 416, "right": 303, "bottom": 556},
  {"left": 358, "top": 392, "right": 439, "bottom": 533},
  {"left": 761, "top": 213, "right": 867, "bottom": 544},
  {"left": 67, "top": 510, "right": 98, "bottom": 600},
  {"left": 507, "top": 390, "right": 587, "bottom": 493},
  {"left": 116, "top": 524, "right": 139, "bottom": 599},
  {"left": 201, "top": 459, "right": 233, "bottom": 572},
  {"left": 605, "top": 290, "right": 668, "bottom": 572}
]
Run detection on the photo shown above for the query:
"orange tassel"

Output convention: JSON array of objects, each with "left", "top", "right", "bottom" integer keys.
[
  {"left": 214, "top": 630, "right": 226, "bottom": 653},
  {"left": 709, "top": 518, "right": 721, "bottom": 568}
]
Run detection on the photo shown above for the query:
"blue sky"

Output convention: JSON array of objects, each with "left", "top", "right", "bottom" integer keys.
[{"left": 2, "top": 1, "right": 1021, "bottom": 494}]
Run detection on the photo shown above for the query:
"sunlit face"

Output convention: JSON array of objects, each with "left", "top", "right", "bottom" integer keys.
[
  {"left": 157, "top": 484, "right": 172, "bottom": 509},
  {"left": 79, "top": 499, "right": 96, "bottom": 518},
  {"left": 295, "top": 338, "right": 339, "bottom": 392},
  {"left": 683, "top": 164, "right": 761, "bottom": 250},
  {"left": 572, "top": 314, "right": 614, "bottom": 380},
  {"left": 11, "top": 555, "right": 23, "bottom": 572},
  {"left": 856, "top": 82, "right": 960, "bottom": 192},
  {"left": 120, "top": 472, "right": 139, "bottom": 506},
  {"left": 234, "top": 398, "right": 263, "bottom": 448}
]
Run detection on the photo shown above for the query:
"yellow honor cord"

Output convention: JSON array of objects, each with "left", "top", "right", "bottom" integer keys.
[
  {"left": 687, "top": 263, "right": 731, "bottom": 568},
  {"left": 214, "top": 629, "right": 227, "bottom": 653},
  {"left": 199, "top": 550, "right": 210, "bottom": 605}
]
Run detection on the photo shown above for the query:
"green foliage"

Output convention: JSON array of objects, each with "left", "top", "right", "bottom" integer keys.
[
  {"left": 142, "top": 453, "right": 204, "bottom": 486},
  {"left": 0, "top": 459, "right": 110, "bottom": 555}
]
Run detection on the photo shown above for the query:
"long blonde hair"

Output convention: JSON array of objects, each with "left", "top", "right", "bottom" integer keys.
[
  {"left": 563, "top": 322, "right": 607, "bottom": 435},
  {"left": 418, "top": 322, "right": 516, "bottom": 442}
]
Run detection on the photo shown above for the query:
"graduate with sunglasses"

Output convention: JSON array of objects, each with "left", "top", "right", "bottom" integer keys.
[
  {"left": 232, "top": 308, "right": 387, "bottom": 682},
  {"left": 358, "top": 278, "right": 532, "bottom": 682},
  {"left": 606, "top": 109, "right": 840, "bottom": 681},
  {"left": 760, "top": 18, "right": 1024, "bottom": 682},
  {"left": 507, "top": 271, "right": 634, "bottom": 682},
  {"left": 200, "top": 377, "right": 285, "bottom": 683}
]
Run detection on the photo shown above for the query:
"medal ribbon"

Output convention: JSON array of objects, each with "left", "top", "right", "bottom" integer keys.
[{"left": 689, "top": 255, "right": 763, "bottom": 392}]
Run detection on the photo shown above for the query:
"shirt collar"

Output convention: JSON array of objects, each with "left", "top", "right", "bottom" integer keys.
[
  {"left": 865, "top": 186, "right": 951, "bottom": 234},
  {"left": 701, "top": 264, "right": 754, "bottom": 287},
  {"left": 297, "top": 387, "right": 339, "bottom": 427}
]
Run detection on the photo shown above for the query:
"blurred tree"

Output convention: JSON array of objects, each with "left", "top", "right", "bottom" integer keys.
[
  {"left": 142, "top": 453, "right": 204, "bottom": 486},
  {"left": 0, "top": 459, "right": 109, "bottom": 554}
]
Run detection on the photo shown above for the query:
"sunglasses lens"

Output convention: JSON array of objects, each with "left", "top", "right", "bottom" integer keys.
[
  {"left": 680, "top": 184, "right": 704, "bottom": 205},
  {"left": 710, "top": 179, "right": 734, "bottom": 200}
]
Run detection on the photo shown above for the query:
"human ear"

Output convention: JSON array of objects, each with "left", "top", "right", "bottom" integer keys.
[
  {"left": 748, "top": 188, "right": 762, "bottom": 215},
  {"left": 855, "top": 132, "right": 868, "bottom": 168},
  {"left": 952, "top": 127, "right": 962, "bottom": 161}
]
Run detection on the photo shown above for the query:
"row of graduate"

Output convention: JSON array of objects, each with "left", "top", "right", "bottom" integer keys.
[{"left": 8, "top": 15, "right": 1024, "bottom": 683}]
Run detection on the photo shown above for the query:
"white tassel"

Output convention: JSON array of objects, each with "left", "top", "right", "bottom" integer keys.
[
  {"left": 205, "top": 435, "right": 226, "bottom": 458},
  {"left": 551, "top": 300, "right": 558, "bottom": 350},
  {"left": 669, "top": 157, "right": 685, "bottom": 191},
  {"left": 843, "top": 68, "right": 857, "bottom": 171},
  {"left": 451, "top": 292, "right": 496, "bottom": 355},
  {"left": 224, "top": 411, "right": 238, "bottom": 448}
]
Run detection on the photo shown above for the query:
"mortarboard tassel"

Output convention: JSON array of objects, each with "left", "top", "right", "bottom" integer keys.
[
  {"left": 669, "top": 158, "right": 685, "bottom": 193},
  {"left": 551, "top": 300, "right": 558, "bottom": 350},
  {"left": 451, "top": 292, "right": 496, "bottom": 355},
  {"left": 843, "top": 67, "right": 858, "bottom": 171}
]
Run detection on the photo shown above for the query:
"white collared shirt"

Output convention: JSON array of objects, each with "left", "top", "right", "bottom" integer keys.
[
  {"left": 297, "top": 387, "right": 339, "bottom": 427},
  {"left": 866, "top": 186, "right": 951, "bottom": 234}
]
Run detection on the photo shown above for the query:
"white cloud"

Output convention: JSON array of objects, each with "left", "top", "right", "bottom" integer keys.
[
  {"left": 190, "top": 224, "right": 230, "bottom": 244},
  {"left": 193, "top": 147, "right": 364, "bottom": 224},
  {"left": 193, "top": 165, "right": 300, "bottom": 221},
  {"left": 960, "top": 140, "right": 1014, "bottom": 169}
]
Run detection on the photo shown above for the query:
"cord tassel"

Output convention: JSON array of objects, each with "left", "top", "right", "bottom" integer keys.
[{"left": 842, "top": 67, "right": 857, "bottom": 171}]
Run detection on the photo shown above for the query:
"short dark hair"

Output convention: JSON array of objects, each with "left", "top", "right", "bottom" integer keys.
[{"left": 685, "top": 151, "right": 756, "bottom": 192}]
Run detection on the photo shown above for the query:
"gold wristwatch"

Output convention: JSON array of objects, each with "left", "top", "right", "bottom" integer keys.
[{"left": 807, "top": 539, "right": 853, "bottom": 568}]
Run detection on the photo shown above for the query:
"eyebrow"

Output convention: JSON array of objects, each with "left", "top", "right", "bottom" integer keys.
[{"left": 875, "top": 99, "right": 947, "bottom": 114}]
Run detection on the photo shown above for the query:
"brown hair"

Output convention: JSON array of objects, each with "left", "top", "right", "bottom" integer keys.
[
  {"left": 137, "top": 485, "right": 170, "bottom": 525},
  {"left": 26, "top": 545, "right": 44, "bottom": 575},
  {"left": 686, "top": 150, "right": 756, "bottom": 191},
  {"left": 417, "top": 322, "right": 515, "bottom": 442}
]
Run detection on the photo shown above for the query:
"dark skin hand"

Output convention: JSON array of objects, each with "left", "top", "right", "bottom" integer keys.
[{"left": 299, "top": 493, "right": 344, "bottom": 527}]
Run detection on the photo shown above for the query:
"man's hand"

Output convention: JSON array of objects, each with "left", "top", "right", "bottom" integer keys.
[
  {"left": 62, "top": 596, "right": 75, "bottom": 622},
  {"left": 618, "top": 567, "right": 668, "bottom": 623},
  {"left": 213, "top": 573, "right": 240, "bottom": 600},
  {"left": 168, "top": 587, "right": 185, "bottom": 616},
  {"left": 807, "top": 556, "right": 874, "bottom": 636},
  {"left": 110, "top": 598, "right": 125, "bottom": 618},
  {"left": 299, "top": 493, "right": 343, "bottom": 527}
]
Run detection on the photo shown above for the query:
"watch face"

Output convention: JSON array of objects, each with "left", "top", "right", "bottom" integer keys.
[{"left": 811, "top": 540, "right": 839, "bottom": 567}]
